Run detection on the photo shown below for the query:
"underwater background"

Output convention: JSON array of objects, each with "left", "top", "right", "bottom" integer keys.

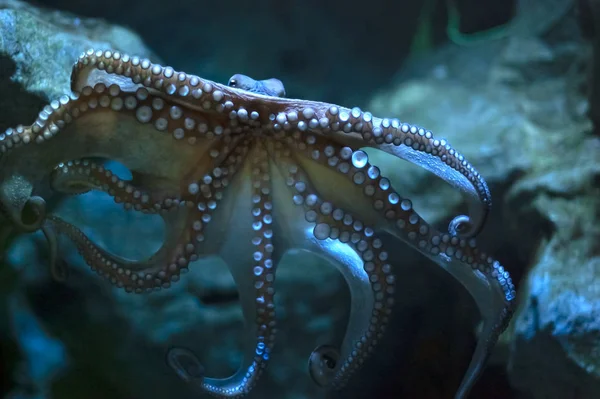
[{"left": 0, "top": 0, "right": 598, "bottom": 398}]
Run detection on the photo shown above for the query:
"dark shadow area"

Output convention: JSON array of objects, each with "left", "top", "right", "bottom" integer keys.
[
  {"left": 30, "top": 0, "right": 430, "bottom": 105},
  {"left": 199, "top": 289, "right": 239, "bottom": 306},
  {"left": 0, "top": 55, "right": 46, "bottom": 131}
]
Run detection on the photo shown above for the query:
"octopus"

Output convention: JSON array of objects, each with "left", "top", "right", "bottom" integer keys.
[{"left": 0, "top": 49, "right": 516, "bottom": 399}]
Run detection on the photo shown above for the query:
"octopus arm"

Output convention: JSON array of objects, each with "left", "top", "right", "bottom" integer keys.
[
  {"left": 167, "top": 134, "right": 397, "bottom": 396},
  {"left": 271, "top": 100, "right": 492, "bottom": 239},
  {"left": 167, "top": 140, "right": 280, "bottom": 397},
  {"left": 70, "top": 50, "right": 260, "bottom": 117},
  {"left": 44, "top": 194, "right": 197, "bottom": 293},
  {"left": 264, "top": 137, "right": 395, "bottom": 389},
  {"left": 0, "top": 57, "right": 252, "bottom": 239},
  {"left": 420, "top": 249, "right": 514, "bottom": 399},
  {"left": 48, "top": 135, "right": 281, "bottom": 397},
  {"left": 278, "top": 132, "right": 514, "bottom": 397}
]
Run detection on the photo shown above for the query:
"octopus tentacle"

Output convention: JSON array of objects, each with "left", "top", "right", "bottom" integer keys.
[
  {"left": 168, "top": 141, "right": 279, "bottom": 397},
  {"left": 276, "top": 132, "right": 514, "bottom": 396},
  {"left": 50, "top": 134, "right": 243, "bottom": 212},
  {"left": 166, "top": 347, "right": 205, "bottom": 383},
  {"left": 46, "top": 208, "right": 192, "bottom": 292},
  {"left": 287, "top": 136, "right": 515, "bottom": 397},
  {"left": 267, "top": 141, "right": 395, "bottom": 389},
  {"left": 252, "top": 105, "right": 492, "bottom": 239},
  {"left": 49, "top": 156, "right": 195, "bottom": 288},
  {"left": 0, "top": 87, "right": 245, "bottom": 205},
  {"left": 45, "top": 142, "right": 251, "bottom": 292},
  {"left": 71, "top": 50, "right": 259, "bottom": 120},
  {"left": 51, "top": 159, "right": 183, "bottom": 213},
  {"left": 41, "top": 223, "right": 66, "bottom": 282}
]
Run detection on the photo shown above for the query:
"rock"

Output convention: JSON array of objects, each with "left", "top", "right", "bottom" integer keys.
[
  {"left": 0, "top": 0, "right": 157, "bottom": 131},
  {"left": 365, "top": 6, "right": 599, "bottom": 399},
  {"left": 505, "top": 123, "right": 600, "bottom": 398},
  {"left": 493, "top": 13, "right": 600, "bottom": 399}
]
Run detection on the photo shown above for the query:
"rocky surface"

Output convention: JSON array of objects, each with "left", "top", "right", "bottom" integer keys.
[
  {"left": 366, "top": 5, "right": 600, "bottom": 399},
  {"left": 507, "top": 176, "right": 600, "bottom": 399},
  {"left": 0, "top": 0, "right": 157, "bottom": 132}
]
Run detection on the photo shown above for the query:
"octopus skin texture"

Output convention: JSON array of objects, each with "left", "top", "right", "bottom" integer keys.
[{"left": 0, "top": 49, "right": 516, "bottom": 399}]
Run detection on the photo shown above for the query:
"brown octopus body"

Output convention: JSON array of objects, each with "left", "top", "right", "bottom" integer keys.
[{"left": 0, "top": 49, "right": 515, "bottom": 399}]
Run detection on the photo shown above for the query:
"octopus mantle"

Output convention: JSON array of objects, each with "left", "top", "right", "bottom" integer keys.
[{"left": 0, "top": 49, "right": 515, "bottom": 398}]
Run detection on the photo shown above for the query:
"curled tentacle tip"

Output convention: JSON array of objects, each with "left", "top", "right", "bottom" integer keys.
[
  {"left": 19, "top": 196, "right": 47, "bottom": 232},
  {"left": 166, "top": 347, "right": 205, "bottom": 383},
  {"left": 308, "top": 345, "right": 340, "bottom": 387},
  {"left": 42, "top": 223, "right": 68, "bottom": 282},
  {"left": 448, "top": 214, "right": 481, "bottom": 239}
]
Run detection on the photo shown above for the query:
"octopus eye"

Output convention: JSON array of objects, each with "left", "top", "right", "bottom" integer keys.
[
  {"left": 228, "top": 78, "right": 237, "bottom": 87},
  {"left": 308, "top": 345, "right": 340, "bottom": 387}
]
